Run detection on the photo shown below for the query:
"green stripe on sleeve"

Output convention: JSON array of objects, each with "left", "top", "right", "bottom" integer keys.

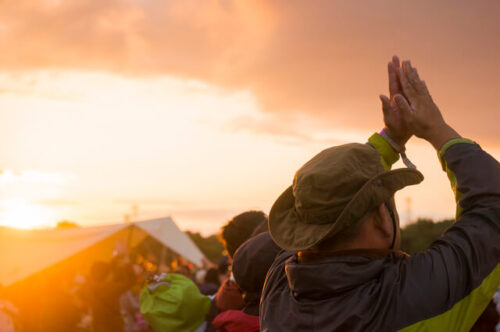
[
  {"left": 442, "top": 165, "right": 463, "bottom": 219},
  {"left": 398, "top": 264, "right": 500, "bottom": 332},
  {"left": 437, "top": 138, "right": 475, "bottom": 219},
  {"left": 368, "top": 133, "right": 400, "bottom": 171},
  {"left": 438, "top": 138, "right": 476, "bottom": 171}
]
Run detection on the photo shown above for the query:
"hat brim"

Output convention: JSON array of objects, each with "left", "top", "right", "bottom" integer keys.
[{"left": 268, "top": 168, "right": 424, "bottom": 251}]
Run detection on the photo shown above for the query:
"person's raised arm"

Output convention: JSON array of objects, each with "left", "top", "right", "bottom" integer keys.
[{"left": 385, "top": 60, "right": 500, "bottom": 332}]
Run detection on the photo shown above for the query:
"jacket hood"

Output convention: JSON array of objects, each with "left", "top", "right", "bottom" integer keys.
[
  {"left": 233, "top": 233, "right": 281, "bottom": 294},
  {"left": 260, "top": 249, "right": 414, "bottom": 332}
]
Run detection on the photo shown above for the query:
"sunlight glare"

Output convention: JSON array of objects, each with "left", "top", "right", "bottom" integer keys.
[{"left": 0, "top": 199, "right": 55, "bottom": 229}]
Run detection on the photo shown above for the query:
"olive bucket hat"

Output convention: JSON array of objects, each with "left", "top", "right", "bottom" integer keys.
[{"left": 268, "top": 143, "right": 424, "bottom": 251}]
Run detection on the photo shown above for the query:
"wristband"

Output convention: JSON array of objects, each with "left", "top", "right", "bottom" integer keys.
[
  {"left": 379, "top": 129, "right": 417, "bottom": 169},
  {"left": 379, "top": 128, "right": 403, "bottom": 153}
]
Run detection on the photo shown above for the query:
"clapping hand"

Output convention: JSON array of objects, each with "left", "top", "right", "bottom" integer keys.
[
  {"left": 393, "top": 60, "right": 460, "bottom": 149},
  {"left": 379, "top": 56, "right": 412, "bottom": 148}
]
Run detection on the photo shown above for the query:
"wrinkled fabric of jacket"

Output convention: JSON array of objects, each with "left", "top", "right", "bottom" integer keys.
[{"left": 261, "top": 136, "right": 500, "bottom": 332}]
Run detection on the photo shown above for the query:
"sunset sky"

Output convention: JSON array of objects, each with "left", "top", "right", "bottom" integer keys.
[{"left": 1, "top": 0, "right": 499, "bottom": 234}]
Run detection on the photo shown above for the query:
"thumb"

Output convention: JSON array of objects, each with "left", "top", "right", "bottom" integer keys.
[{"left": 393, "top": 94, "right": 413, "bottom": 124}]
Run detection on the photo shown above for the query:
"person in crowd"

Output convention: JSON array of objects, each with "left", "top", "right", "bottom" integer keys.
[
  {"left": 219, "top": 211, "right": 268, "bottom": 259},
  {"left": 30, "top": 271, "right": 82, "bottom": 331},
  {"left": 199, "top": 268, "right": 221, "bottom": 296},
  {"left": 212, "top": 232, "right": 280, "bottom": 332},
  {"left": 260, "top": 56, "right": 500, "bottom": 331},
  {"left": 217, "top": 256, "right": 230, "bottom": 285},
  {"left": 85, "top": 243, "right": 136, "bottom": 332},
  {"left": 0, "top": 285, "right": 18, "bottom": 332},
  {"left": 140, "top": 273, "right": 216, "bottom": 332},
  {"left": 196, "top": 269, "right": 208, "bottom": 285},
  {"left": 215, "top": 211, "right": 268, "bottom": 312},
  {"left": 120, "top": 264, "right": 152, "bottom": 332}
]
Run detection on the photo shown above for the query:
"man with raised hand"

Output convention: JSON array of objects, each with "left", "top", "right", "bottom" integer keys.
[{"left": 260, "top": 57, "right": 500, "bottom": 331}]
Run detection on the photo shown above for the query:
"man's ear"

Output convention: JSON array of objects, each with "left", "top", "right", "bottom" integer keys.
[{"left": 373, "top": 203, "right": 393, "bottom": 239}]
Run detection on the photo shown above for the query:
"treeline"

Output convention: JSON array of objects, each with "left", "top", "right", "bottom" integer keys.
[
  {"left": 188, "top": 217, "right": 456, "bottom": 263},
  {"left": 185, "top": 231, "right": 225, "bottom": 263},
  {"left": 55, "top": 218, "right": 457, "bottom": 262},
  {"left": 400, "top": 218, "right": 454, "bottom": 254}
]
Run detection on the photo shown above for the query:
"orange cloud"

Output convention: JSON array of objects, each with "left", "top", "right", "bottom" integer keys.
[{"left": 1, "top": 0, "right": 499, "bottom": 142}]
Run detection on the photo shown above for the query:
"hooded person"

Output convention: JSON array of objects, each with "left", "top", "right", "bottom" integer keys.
[
  {"left": 260, "top": 57, "right": 500, "bottom": 331},
  {"left": 212, "top": 233, "right": 281, "bottom": 332},
  {"left": 198, "top": 268, "right": 221, "bottom": 296},
  {"left": 140, "top": 273, "right": 215, "bottom": 332},
  {"left": 215, "top": 211, "right": 268, "bottom": 312}
]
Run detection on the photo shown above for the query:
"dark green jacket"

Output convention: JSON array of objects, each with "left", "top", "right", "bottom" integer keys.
[{"left": 260, "top": 135, "right": 500, "bottom": 331}]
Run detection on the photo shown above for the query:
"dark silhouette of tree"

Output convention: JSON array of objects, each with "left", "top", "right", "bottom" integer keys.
[
  {"left": 183, "top": 217, "right": 454, "bottom": 263},
  {"left": 56, "top": 220, "right": 80, "bottom": 229},
  {"left": 400, "top": 218, "right": 454, "bottom": 254},
  {"left": 185, "top": 231, "right": 225, "bottom": 263}
]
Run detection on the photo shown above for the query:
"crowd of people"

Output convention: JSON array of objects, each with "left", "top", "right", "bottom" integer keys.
[
  {"left": 0, "top": 238, "right": 198, "bottom": 331},
  {"left": 1, "top": 56, "right": 500, "bottom": 331},
  {"left": 139, "top": 211, "right": 277, "bottom": 332},
  {"left": 137, "top": 56, "right": 500, "bottom": 331}
]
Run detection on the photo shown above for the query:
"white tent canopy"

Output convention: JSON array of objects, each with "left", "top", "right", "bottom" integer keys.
[{"left": 0, "top": 217, "right": 206, "bottom": 287}]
